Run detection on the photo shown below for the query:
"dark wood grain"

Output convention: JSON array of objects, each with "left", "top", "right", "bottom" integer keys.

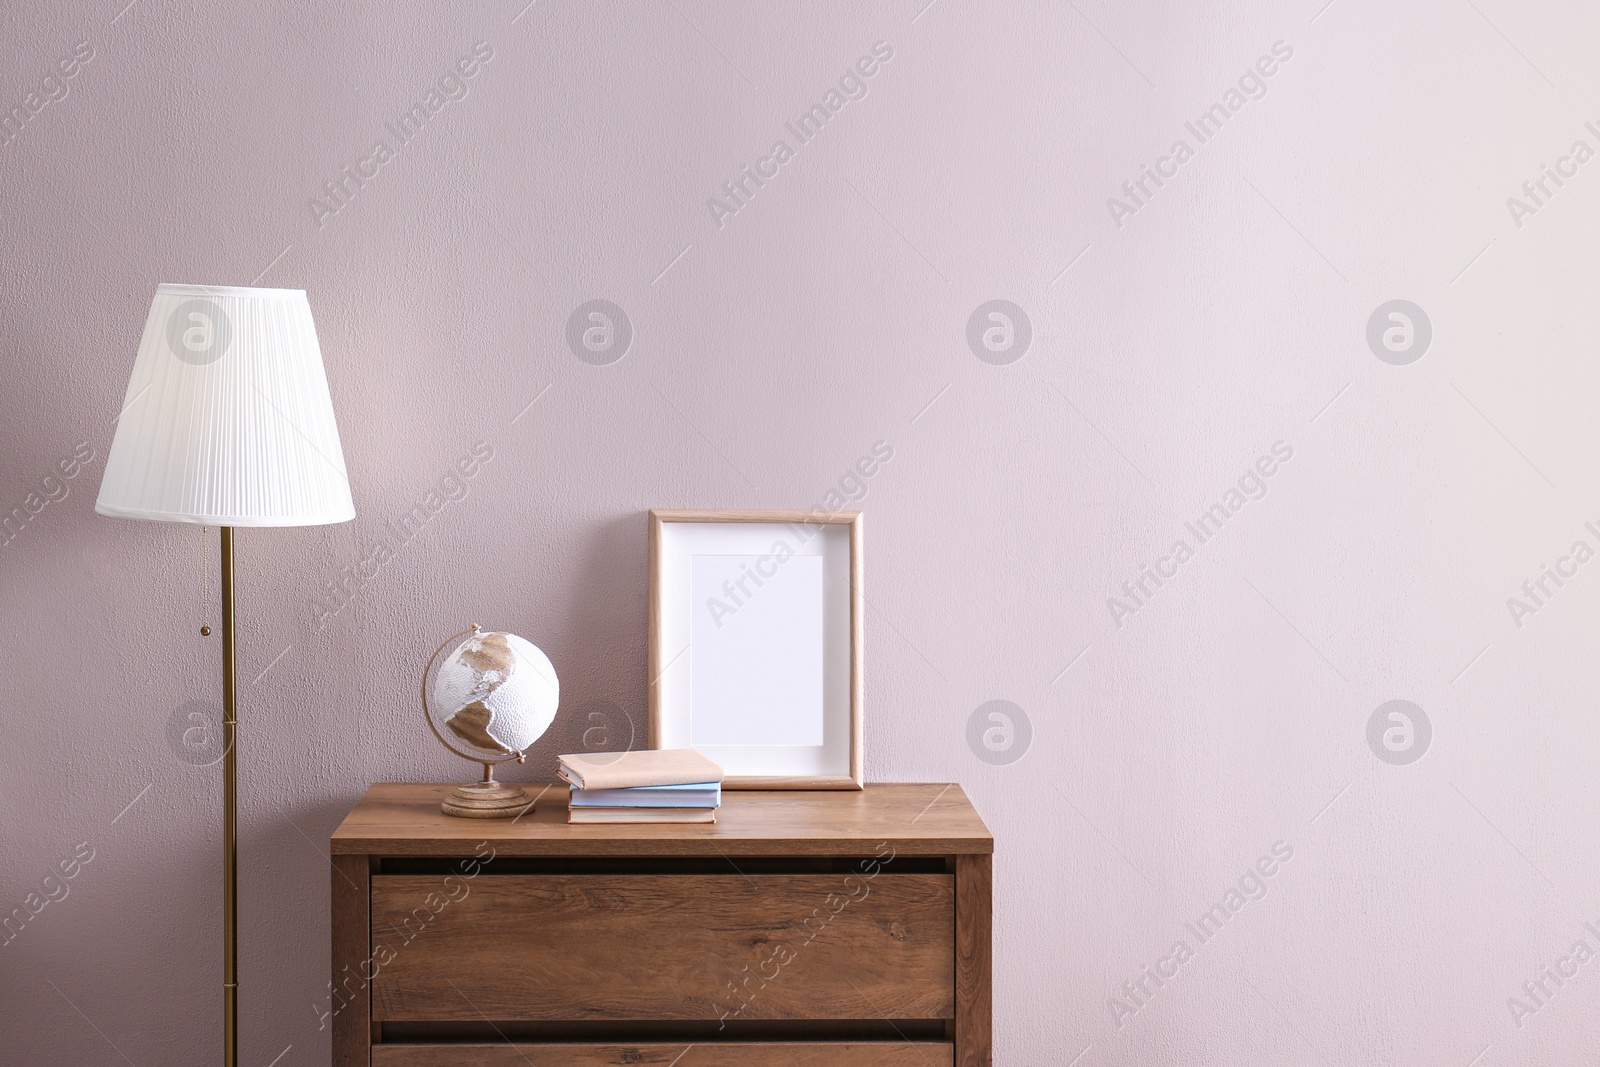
[
  {"left": 372, "top": 1043, "right": 952, "bottom": 1066},
  {"left": 954, "top": 853, "right": 993, "bottom": 1067},
  {"left": 331, "top": 783, "right": 993, "bottom": 857},
  {"left": 370, "top": 873, "right": 954, "bottom": 1021},
  {"left": 331, "top": 854, "right": 371, "bottom": 1067}
]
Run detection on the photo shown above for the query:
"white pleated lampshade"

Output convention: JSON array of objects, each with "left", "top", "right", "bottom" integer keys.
[{"left": 96, "top": 284, "right": 355, "bottom": 526}]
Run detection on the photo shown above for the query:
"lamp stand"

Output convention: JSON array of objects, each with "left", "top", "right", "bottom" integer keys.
[
  {"left": 96, "top": 284, "right": 353, "bottom": 1067},
  {"left": 220, "top": 526, "right": 238, "bottom": 1067}
]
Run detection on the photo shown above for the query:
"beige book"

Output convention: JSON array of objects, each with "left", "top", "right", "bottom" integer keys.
[
  {"left": 567, "top": 806, "right": 716, "bottom": 824},
  {"left": 557, "top": 748, "right": 724, "bottom": 790}
]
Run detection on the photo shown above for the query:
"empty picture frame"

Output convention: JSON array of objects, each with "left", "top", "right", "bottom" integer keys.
[{"left": 648, "top": 509, "right": 863, "bottom": 789}]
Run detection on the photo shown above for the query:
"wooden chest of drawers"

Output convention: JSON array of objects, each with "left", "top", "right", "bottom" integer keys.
[{"left": 329, "top": 783, "right": 993, "bottom": 1066}]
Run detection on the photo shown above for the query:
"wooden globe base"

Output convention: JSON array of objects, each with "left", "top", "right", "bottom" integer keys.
[{"left": 440, "top": 778, "right": 532, "bottom": 819}]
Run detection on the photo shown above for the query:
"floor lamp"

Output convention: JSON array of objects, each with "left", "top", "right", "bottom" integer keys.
[{"left": 96, "top": 284, "right": 354, "bottom": 1067}]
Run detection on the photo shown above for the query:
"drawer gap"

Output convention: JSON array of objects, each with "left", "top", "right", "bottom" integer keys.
[
  {"left": 379, "top": 1019, "right": 948, "bottom": 1042},
  {"left": 378, "top": 856, "right": 945, "bottom": 876}
]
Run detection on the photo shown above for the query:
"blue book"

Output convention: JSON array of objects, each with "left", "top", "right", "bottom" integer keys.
[{"left": 568, "top": 781, "right": 722, "bottom": 808}]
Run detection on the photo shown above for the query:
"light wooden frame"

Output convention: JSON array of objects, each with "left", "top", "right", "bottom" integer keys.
[{"left": 648, "top": 508, "right": 864, "bottom": 789}]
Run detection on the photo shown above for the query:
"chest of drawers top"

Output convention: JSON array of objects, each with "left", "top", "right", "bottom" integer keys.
[{"left": 331, "top": 781, "right": 994, "bottom": 858}]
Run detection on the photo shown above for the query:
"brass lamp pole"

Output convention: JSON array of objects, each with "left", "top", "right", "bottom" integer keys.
[
  {"left": 220, "top": 526, "right": 238, "bottom": 1066},
  {"left": 95, "top": 285, "right": 354, "bottom": 1066}
]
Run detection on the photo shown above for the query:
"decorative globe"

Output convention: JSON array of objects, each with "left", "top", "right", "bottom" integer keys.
[
  {"left": 431, "top": 629, "right": 559, "bottom": 757},
  {"left": 422, "top": 625, "right": 559, "bottom": 818}
]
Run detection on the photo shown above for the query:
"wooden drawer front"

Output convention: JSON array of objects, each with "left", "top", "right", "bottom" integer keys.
[
  {"left": 370, "top": 874, "right": 953, "bottom": 1021},
  {"left": 372, "top": 1044, "right": 952, "bottom": 1066}
]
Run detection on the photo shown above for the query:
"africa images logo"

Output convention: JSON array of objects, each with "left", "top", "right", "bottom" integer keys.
[
  {"left": 706, "top": 41, "right": 894, "bottom": 229},
  {"left": 1108, "top": 442, "right": 1294, "bottom": 627},
  {"left": 1108, "top": 841, "right": 1295, "bottom": 1028},
  {"left": 1366, "top": 300, "right": 1431, "bottom": 366},
  {"left": 1106, "top": 41, "right": 1294, "bottom": 229},
  {"left": 566, "top": 300, "right": 633, "bottom": 366},
  {"left": 308, "top": 42, "right": 493, "bottom": 229},
  {"left": 167, "top": 299, "right": 232, "bottom": 366},
  {"left": 966, "top": 301, "right": 1031, "bottom": 366},
  {"left": 1505, "top": 120, "right": 1600, "bottom": 230},
  {"left": 1366, "top": 700, "right": 1430, "bottom": 765},
  {"left": 966, "top": 700, "right": 1032, "bottom": 765}
]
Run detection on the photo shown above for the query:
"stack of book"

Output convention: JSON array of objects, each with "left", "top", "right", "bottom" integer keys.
[{"left": 557, "top": 748, "right": 724, "bottom": 824}]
